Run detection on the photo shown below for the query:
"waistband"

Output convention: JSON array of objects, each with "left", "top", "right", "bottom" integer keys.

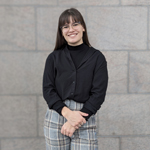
[{"left": 63, "top": 99, "right": 84, "bottom": 111}]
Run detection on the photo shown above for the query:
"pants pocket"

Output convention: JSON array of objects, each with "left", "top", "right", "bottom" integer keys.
[{"left": 44, "top": 108, "right": 65, "bottom": 126}]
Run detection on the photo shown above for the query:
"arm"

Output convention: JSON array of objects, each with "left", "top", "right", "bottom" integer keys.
[
  {"left": 61, "top": 121, "right": 76, "bottom": 137},
  {"left": 80, "top": 53, "right": 108, "bottom": 120},
  {"left": 61, "top": 106, "right": 88, "bottom": 129},
  {"left": 42, "top": 53, "right": 68, "bottom": 114},
  {"left": 43, "top": 53, "right": 89, "bottom": 128}
]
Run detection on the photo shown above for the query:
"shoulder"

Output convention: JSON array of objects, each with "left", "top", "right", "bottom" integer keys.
[
  {"left": 46, "top": 48, "right": 63, "bottom": 60},
  {"left": 90, "top": 46, "right": 106, "bottom": 62}
]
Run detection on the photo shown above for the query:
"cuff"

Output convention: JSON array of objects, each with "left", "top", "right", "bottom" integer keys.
[
  {"left": 51, "top": 101, "right": 67, "bottom": 116},
  {"left": 80, "top": 107, "right": 94, "bottom": 121}
]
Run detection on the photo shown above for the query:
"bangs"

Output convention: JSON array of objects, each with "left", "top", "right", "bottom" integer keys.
[{"left": 59, "top": 12, "right": 81, "bottom": 27}]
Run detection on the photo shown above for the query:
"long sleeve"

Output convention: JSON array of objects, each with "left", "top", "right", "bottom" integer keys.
[
  {"left": 80, "top": 107, "right": 93, "bottom": 121},
  {"left": 80, "top": 52, "right": 108, "bottom": 120},
  {"left": 42, "top": 53, "right": 67, "bottom": 115}
]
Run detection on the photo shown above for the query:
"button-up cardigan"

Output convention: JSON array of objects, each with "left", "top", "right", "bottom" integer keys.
[{"left": 42, "top": 44, "right": 108, "bottom": 120}]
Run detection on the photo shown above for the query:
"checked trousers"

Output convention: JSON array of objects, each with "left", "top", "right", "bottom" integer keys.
[{"left": 43, "top": 99, "right": 99, "bottom": 150}]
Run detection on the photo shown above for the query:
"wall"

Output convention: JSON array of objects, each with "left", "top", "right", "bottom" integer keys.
[{"left": 0, "top": 0, "right": 150, "bottom": 150}]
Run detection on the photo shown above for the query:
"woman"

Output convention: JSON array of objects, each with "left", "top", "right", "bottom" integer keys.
[{"left": 43, "top": 7, "right": 108, "bottom": 150}]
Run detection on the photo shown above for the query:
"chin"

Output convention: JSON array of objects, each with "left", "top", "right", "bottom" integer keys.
[{"left": 68, "top": 40, "right": 80, "bottom": 44}]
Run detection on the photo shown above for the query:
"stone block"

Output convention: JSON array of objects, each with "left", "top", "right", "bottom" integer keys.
[
  {"left": 102, "top": 51, "right": 128, "bottom": 93},
  {"left": 0, "top": 7, "right": 35, "bottom": 51},
  {"left": 58, "top": 0, "right": 119, "bottom": 6},
  {"left": 38, "top": 96, "right": 48, "bottom": 137},
  {"left": 0, "top": 0, "right": 57, "bottom": 5},
  {"left": 98, "top": 138, "right": 119, "bottom": 150},
  {"left": 122, "top": 0, "right": 150, "bottom": 5},
  {"left": 98, "top": 94, "right": 150, "bottom": 135},
  {"left": 121, "top": 137, "right": 150, "bottom": 150},
  {"left": 0, "top": 52, "right": 49, "bottom": 94},
  {"left": 1, "top": 138, "right": 45, "bottom": 150},
  {"left": 87, "top": 7, "right": 147, "bottom": 50},
  {"left": 129, "top": 52, "right": 150, "bottom": 93},
  {"left": 37, "top": 7, "right": 86, "bottom": 50},
  {"left": 0, "top": 96, "right": 37, "bottom": 137}
]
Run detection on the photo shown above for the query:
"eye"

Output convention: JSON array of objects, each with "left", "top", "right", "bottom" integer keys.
[
  {"left": 73, "top": 23, "right": 79, "bottom": 26},
  {"left": 63, "top": 26, "right": 69, "bottom": 29}
]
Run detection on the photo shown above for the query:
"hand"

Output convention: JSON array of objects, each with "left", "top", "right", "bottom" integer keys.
[
  {"left": 61, "top": 121, "right": 76, "bottom": 137},
  {"left": 61, "top": 107, "right": 88, "bottom": 129},
  {"left": 66, "top": 111, "right": 88, "bottom": 129}
]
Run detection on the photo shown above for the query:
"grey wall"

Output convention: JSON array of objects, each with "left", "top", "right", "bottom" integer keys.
[{"left": 0, "top": 0, "right": 150, "bottom": 150}]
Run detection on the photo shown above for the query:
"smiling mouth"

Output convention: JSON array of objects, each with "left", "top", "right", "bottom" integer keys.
[{"left": 68, "top": 33, "right": 78, "bottom": 37}]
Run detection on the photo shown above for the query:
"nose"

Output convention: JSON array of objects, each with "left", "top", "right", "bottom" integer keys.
[{"left": 68, "top": 25, "right": 74, "bottom": 31}]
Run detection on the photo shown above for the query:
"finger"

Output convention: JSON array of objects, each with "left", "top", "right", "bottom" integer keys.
[
  {"left": 63, "top": 129, "right": 66, "bottom": 135},
  {"left": 65, "top": 133, "right": 68, "bottom": 136},
  {"left": 69, "top": 133, "right": 73, "bottom": 137},
  {"left": 65, "top": 130, "right": 68, "bottom": 136},
  {"left": 69, "top": 121, "right": 75, "bottom": 127},
  {"left": 79, "top": 112, "right": 89, "bottom": 116},
  {"left": 66, "top": 131, "right": 70, "bottom": 136},
  {"left": 75, "top": 126, "right": 79, "bottom": 129},
  {"left": 82, "top": 118, "right": 86, "bottom": 124}
]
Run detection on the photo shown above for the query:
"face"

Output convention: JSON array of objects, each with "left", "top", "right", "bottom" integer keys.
[{"left": 61, "top": 17, "right": 85, "bottom": 46}]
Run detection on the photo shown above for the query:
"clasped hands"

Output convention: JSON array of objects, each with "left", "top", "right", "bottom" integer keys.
[{"left": 61, "top": 110, "right": 88, "bottom": 137}]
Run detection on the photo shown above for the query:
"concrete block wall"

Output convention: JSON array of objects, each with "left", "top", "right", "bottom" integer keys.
[{"left": 0, "top": 0, "right": 150, "bottom": 150}]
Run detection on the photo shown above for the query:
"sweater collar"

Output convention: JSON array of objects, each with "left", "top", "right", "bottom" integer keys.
[
  {"left": 64, "top": 44, "right": 96, "bottom": 69},
  {"left": 67, "top": 43, "right": 86, "bottom": 51}
]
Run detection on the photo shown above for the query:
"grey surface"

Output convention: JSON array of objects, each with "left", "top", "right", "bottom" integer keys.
[
  {"left": 129, "top": 52, "right": 150, "bottom": 93},
  {"left": 121, "top": 137, "right": 150, "bottom": 150},
  {"left": 87, "top": 7, "right": 147, "bottom": 50},
  {"left": 38, "top": 96, "right": 47, "bottom": 137},
  {"left": 0, "top": 7, "right": 35, "bottom": 51},
  {"left": 1, "top": 138, "right": 45, "bottom": 150},
  {"left": 98, "top": 138, "right": 119, "bottom": 150},
  {"left": 102, "top": 51, "right": 128, "bottom": 93},
  {"left": 0, "top": 52, "right": 49, "bottom": 94},
  {"left": 0, "top": 96, "right": 37, "bottom": 137},
  {"left": 58, "top": 0, "right": 119, "bottom": 6},
  {"left": 98, "top": 94, "right": 150, "bottom": 135},
  {"left": 122, "top": 0, "right": 150, "bottom": 5},
  {"left": 0, "top": 1, "right": 150, "bottom": 150},
  {"left": 0, "top": 0, "right": 57, "bottom": 5}
]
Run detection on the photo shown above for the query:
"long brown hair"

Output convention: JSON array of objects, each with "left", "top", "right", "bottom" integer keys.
[{"left": 54, "top": 8, "right": 91, "bottom": 51}]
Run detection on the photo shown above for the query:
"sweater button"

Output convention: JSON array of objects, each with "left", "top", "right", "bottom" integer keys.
[
  {"left": 73, "top": 81, "right": 75, "bottom": 84},
  {"left": 71, "top": 92, "right": 73, "bottom": 95}
]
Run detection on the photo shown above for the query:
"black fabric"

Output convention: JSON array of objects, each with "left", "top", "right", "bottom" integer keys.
[
  {"left": 67, "top": 43, "right": 88, "bottom": 70},
  {"left": 42, "top": 43, "right": 108, "bottom": 121}
]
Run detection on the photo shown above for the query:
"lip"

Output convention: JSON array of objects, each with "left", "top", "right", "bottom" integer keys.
[{"left": 68, "top": 33, "right": 78, "bottom": 36}]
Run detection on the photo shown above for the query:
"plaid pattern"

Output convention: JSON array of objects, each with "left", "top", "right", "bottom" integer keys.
[{"left": 44, "top": 99, "right": 98, "bottom": 150}]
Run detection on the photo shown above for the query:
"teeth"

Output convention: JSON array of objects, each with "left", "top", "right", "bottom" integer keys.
[
  {"left": 69, "top": 34, "right": 77, "bottom": 36},
  {"left": 70, "top": 34, "right": 76, "bottom": 37}
]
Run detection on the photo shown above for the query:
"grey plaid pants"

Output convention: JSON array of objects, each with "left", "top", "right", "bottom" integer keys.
[{"left": 44, "top": 99, "right": 98, "bottom": 150}]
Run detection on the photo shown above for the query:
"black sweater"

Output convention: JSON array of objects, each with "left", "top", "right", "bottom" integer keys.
[{"left": 42, "top": 43, "right": 108, "bottom": 121}]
